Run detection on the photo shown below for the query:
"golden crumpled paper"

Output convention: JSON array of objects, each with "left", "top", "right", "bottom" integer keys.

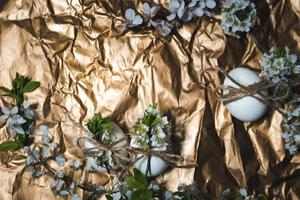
[{"left": 0, "top": 0, "right": 299, "bottom": 199}]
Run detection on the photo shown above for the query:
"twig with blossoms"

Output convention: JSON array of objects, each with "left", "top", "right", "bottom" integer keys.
[
  {"left": 23, "top": 125, "right": 106, "bottom": 200},
  {"left": 259, "top": 47, "right": 300, "bottom": 154},
  {"left": 118, "top": 0, "right": 217, "bottom": 37},
  {"left": 220, "top": 0, "right": 256, "bottom": 38},
  {"left": 0, "top": 73, "right": 40, "bottom": 151}
]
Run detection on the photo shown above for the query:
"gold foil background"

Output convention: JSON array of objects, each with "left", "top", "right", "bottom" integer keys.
[{"left": 0, "top": 0, "right": 299, "bottom": 199}]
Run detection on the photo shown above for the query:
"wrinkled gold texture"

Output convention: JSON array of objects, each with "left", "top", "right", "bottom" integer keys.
[{"left": 0, "top": 0, "right": 299, "bottom": 199}]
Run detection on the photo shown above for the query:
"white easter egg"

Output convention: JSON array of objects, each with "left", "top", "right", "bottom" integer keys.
[
  {"left": 223, "top": 67, "right": 268, "bottom": 122},
  {"left": 134, "top": 155, "right": 168, "bottom": 177},
  {"left": 84, "top": 122, "right": 126, "bottom": 148},
  {"left": 110, "top": 122, "right": 127, "bottom": 147}
]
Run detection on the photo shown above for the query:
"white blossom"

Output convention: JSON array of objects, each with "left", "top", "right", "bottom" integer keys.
[
  {"left": 221, "top": 0, "right": 256, "bottom": 37},
  {"left": 0, "top": 105, "right": 18, "bottom": 122},
  {"left": 167, "top": 0, "right": 216, "bottom": 22},
  {"left": 22, "top": 101, "right": 36, "bottom": 119},
  {"left": 259, "top": 47, "right": 300, "bottom": 84},
  {"left": 239, "top": 188, "right": 248, "bottom": 197},
  {"left": 152, "top": 20, "right": 173, "bottom": 37},
  {"left": 55, "top": 156, "right": 65, "bottom": 167},
  {"left": 282, "top": 105, "right": 300, "bottom": 154},
  {"left": 130, "top": 105, "right": 170, "bottom": 151},
  {"left": 113, "top": 192, "right": 122, "bottom": 200},
  {"left": 86, "top": 157, "right": 107, "bottom": 172},
  {"left": 164, "top": 191, "right": 173, "bottom": 200},
  {"left": 71, "top": 194, "right": 81, "bottom": 200},
  {"left": 0, "top": 105, "right": 27, "bottom": 137},
  {"left": 55, "top": 170, "right": 64, "bottom": 179},
  {"left": 70, "top": 159, "right": 82, "bottom": 169},
  {"left": 124, "top": 8, "right": 143, "bottom": 28},
  {"left": 143, "top": 3, "right": 160, "bottom": 27}
]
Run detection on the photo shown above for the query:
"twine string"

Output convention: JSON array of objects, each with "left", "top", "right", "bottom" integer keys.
[
  {"left": 78, "top": 136, "right": 197, "bottom": 171},
  {"left": 199, "top": 67, "right": 297, "bottom": 115}
]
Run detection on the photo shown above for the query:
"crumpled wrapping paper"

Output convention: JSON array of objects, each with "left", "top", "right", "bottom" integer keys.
[{"left": 0, "top": 0, "right": 299, "bottom": 199}]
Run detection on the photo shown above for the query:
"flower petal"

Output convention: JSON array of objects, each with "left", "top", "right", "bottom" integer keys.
[
  {"left": 22, "top": 101, "right": 30, "bottom": 109},
  {"left": 193, "top": 7, "right": 204, "bottom": 17},
  {"left": 0, "top": 114, "right": 8, "bottom": 121},
  {"left": 11, "top": 106, "right": 18, "bottom": 115},
  {"left": 10, "top": 129, "right": 17, "bottom": 137},
  {"left": 188, "top": 0, "right": 198, "bottom": 8},
  {"left": 177, "top": 1, "right": 185, "bottom": 18},
  {"left": 166, "top": 13, "right": 176, "bottom": 21},
  {"left": 125, "top": 8, "right": 136, "bottom": 21},
  {"left": 206, "top": 0, "right": 216, "bottom": 9},
  {"left": 1, "top": 106, "right": 9, "bottom": 115},
  {"left": 15, "top": 127, "right": 25, "bottom": 134},
  {"left": 16, "top": 116, "right": 27, "bottom": 124},
  {"left": 150, "top": 6, "right": 160, "bottom": 17},
  {"left": 72, "top": 195, "right": 82, "bottom": 200},
  {"left": 132, "top": 15, "right": 143, "bottom": 25},
  {"left": 143, "top": 3, "right": 151, "bottom": 14}
]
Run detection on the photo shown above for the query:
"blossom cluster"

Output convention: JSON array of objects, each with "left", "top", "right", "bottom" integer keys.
[
  {"left": 84, "top": 114, "right": 121, "bottom": 173},
  {"left": 130, "top": 105, "right": 171, "bottom": 151},
  {"left": 106, "top": 175, "right": 190, "bottom": 200},
  {"left": 282, "top": 103, "right": 300, "bottom": 154},
  {"left": 86, "top": 150, "right": 117, "bottom": 173},
  {"left": 123, "top": 0, "right": 216, "bottom": 36},
  {"left": 259, "top": 47, "right": 300, "bottom": 84},
  {"left": 106, "top": 177, "right": 132, "bottom": 200},
  {"left": 220, "top": 0, "right": 256, "bottom": 37},
  {"left": 23, "top": 125, "right": 84, "bottom": 200},
  {"left": 0, "top": 101, "right": 35, "bottom": 138}
]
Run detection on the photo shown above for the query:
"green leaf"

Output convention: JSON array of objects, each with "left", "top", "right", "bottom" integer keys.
[
  {"left": 0, "top": 141, "right": 21, "bottom": 151},
  {"left": 275, "top": 47, "right": 284, "bottom": 57},
  {"left": 133, "top": 168, "right": 148, "bottom": 188},
  {"left": 130, "top": 190, "right": 144, "bottom": 200},
  {"left": 105, "top": 194, "right": 113, "bottom": 200},
  {"left": 257, "top": 194, "right": 268, "bottom": 200},
  {"left": 101, "top": 123, "right": 113, "bottom": 132},
  {"left": 15, "top": 94, "right": 24, "bottom": 106},
  {"left": 126, "top": 177, "right": 146, "bottom": 190},
  {"left": 140, "top": 190, "right": 153, "bottom": 200},
  {"left": 0, "top": 86, "right": 10, "bottom": 93},
  {"left": 22, "top": 81, "right": 40, "bottom": 93},
  {"left": 1, "top": 91, "right": 16, "bottom": 98}
]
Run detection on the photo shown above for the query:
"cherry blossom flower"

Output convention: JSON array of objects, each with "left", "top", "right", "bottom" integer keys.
[
  {"left": 124, "top": 8, "right": 143, "bottom": 28},
  {"left": 259, "top": 47, "right": 300, "bottom": 84},
  {"left": 221, "top": 0, "right": 256, "bottom": 37},
  {"left": 130, "top": 104, "right": 171, "bottom": 151}
]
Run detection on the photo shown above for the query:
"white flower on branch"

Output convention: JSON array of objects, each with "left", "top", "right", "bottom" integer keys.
[
  {"left": 71, "top": 194, "right": 82, "bottom": 200},
  {"left": 167, "top": 0, "right": 216, "bottom": 22},
  {"left": 239, "top": 188, "right": 248, "bottom": 197},
  {"left": 7, "top": 115, "right": 27, "bottom": 137},
  {"left": 220, "top": 0, "right": 256, "bottom": 37},
  {"left": 55, "top": 155, "right": 65, "bottom": 167},
  {"left": 0, "top": 105, "right": 18, "bottom": 122},
  {"left": 143, "top": 2, "right": 160, "bottom": 27},
  {"left": 259, "top": 47, "right": 300, "bottom": 84},
  {"left": 86, "top": 157, "right": 107, "bottom": 172},
  {"left": 282, "top": 104, "right": 300, "bottom": 154},
  {"left": 22, "top": 101, "right": 36, "bottom": 119},
  {"left": 0, "top": 105, "right": 27, "bottom": 137},
  {"left": 70, "top": 159, "right": 82, "bottom": 170},
  {"left": 124, "top": 8, "right": 143, "bottom": 28},
  {"left": 152, "top": 20, "right": 173, "bottom": 37},
  {"left": 130, "top": 104, "right": 171, "bottom": 151}
]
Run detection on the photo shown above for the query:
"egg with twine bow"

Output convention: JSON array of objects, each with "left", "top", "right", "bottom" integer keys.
[
  {"left": 134, "top": 154, "right": 168, "bottom": 177},
  {"left": 84, "top": 122, "right": 127, "bottom": 149},
  {"left": 222, "top": 67, "right": 268, "bottom": 122}
]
